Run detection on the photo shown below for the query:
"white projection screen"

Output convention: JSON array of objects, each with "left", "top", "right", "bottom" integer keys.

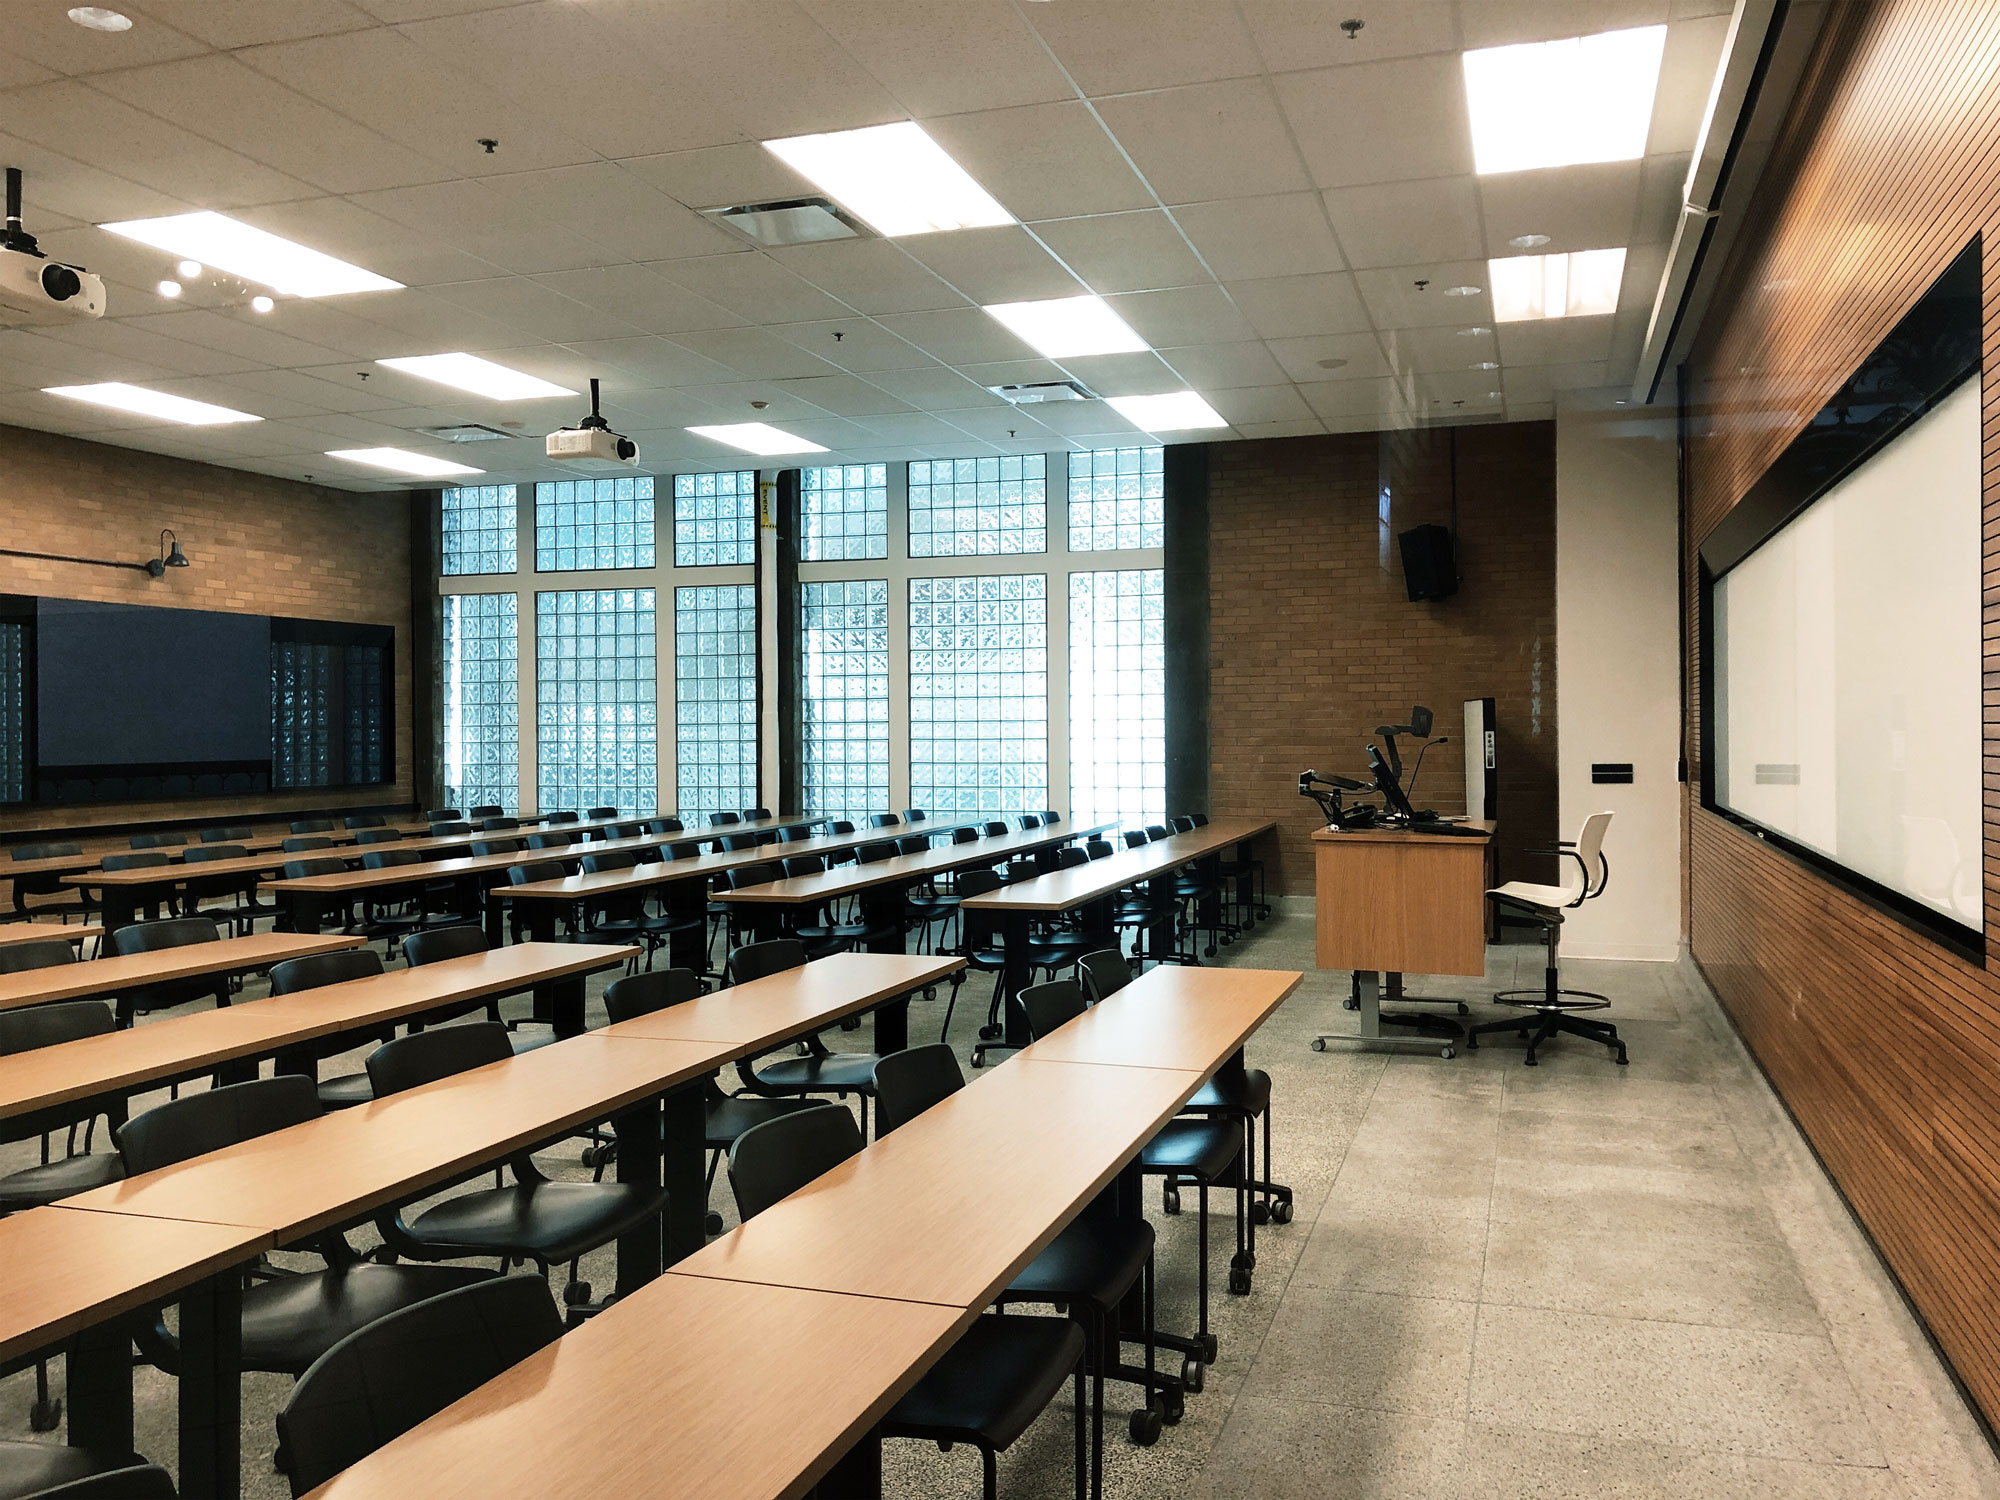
[{"left": 1713, "top": 377, "right": 1983, "bottom": 933}]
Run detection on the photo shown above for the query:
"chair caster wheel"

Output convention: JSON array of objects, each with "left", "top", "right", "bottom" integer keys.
[
  {"left": 1199, "top": 1332, "right": 1219, "bottom": 1363},
  {"left": 1343, "top": 997, "right": 1359, "bottom": 1011},
  {"left": 562, "top": 1281, "right": 593, "bottom": 1306},
  {"left": 1204, "top": 945, "right": 1217, "bottom": 958},
  {"left": 1180, "top": 1356, "right": 1205, "bottom": 1394},
  {"left": 838, "top": 1015, "right": 862, "bottom": 1031},
  {"left": 1128, "top": 1406, "right": 1163, "bottom": 1446},
  {"left": 1231, "top": 1249, "right": 1254, "bottom": 1273},
  {"left": 1270, "top": 1199, "right": 1294, "bottom": 1225},
  {"left": 1161, "top": 1186, "right": 1181, "bottom": 1215},
  {"left": 705, "top": 1210, "right": 724, "bottom": 1236},
  {"left": 1440, "top": 1046, "right": 1456, "bottom": 1060},
  {"left": 1524, "top": 1055, "right": 1539, "bottom": 1067},
  {"left": 1310, "top": 1037, "right": 1327, "bottom": 1052},
  {"left": 1160, "top": 1383, "right": 1186, "bottom": 1424},
  {"left": 1229, "top": 1266, "right": 1252, "bottom": 1295},
  {"left": 1615, "top": 1052, "right": 1629, "bottom": 1066},
  {"left": 29, "top": 1396, "right": 61, "bottom": 1432},
  {"left": 970, "top": 1050, "right": 987, "bottom": 1069},
  {"left": 1456, "top": 1002, "right": 1469, "bottom": 1015},
  {"left": 978, "top": 1024, "right": 1002, "bottom": 1041},
  {"left": 1250, "top": 1202, "right": 1270, "bottom": 1227},
  {"left": 923, "top": 986, "right": 937, "bottom": 1002}
]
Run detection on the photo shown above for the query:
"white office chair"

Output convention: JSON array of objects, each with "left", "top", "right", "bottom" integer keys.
[{"left": 1464, "top": 811, "right": 1626, "bottom": 1066}]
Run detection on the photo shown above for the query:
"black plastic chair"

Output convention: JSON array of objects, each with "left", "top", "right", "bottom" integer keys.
[
  {"left": 117, "top": 1077, "right": 492, "bottom": 1396},
  {"left": 585, "top": 806, "right": 619, "bottom": 820},
  {"left": 728, "top": 1105, "right": 1087, "bottom": 1500},
  {"left": 0, "top": 1445, "right": 168, "bottom": 1499},
  {"left": 179, "top": 844, "right": 273, "bottom": 936},
  {"left": 467, "top": 806, "right": 505, "bottom": 821},
  {"left": 728, "top": 939, "right": 885, "bottom": 1135},
  {"left": 281, "top": 836, "right": 334, "bottom": 853},
  {"left": 575, "top": 851, "right": 661, "bottom": 965},
  {"left": 422, "top": 809, "right": 461, "bottom": 823},
  {"left": 644, "top": 817, "right": 684, "bottom": 836},
  {"left": 401, "top": 926, "right": 548, "bottom": 1051},
  {"left": 868, "top": 813, "right": 900, "bottom": 828},
  {"left": 98, "top": 852, "right": 173, "bottom": 924},
  {"left": 544, "top": 811, "right": 580, "bottom": 825},
  {"left": 708, "top": 811, "right": 741, "bottom": 827},
  {"left": 8, "top": 841, "right": 92, "bottom": 923},
  {"left": 1018, "top": 814, "right": 1043, "bottom": 831},
  {"left": 127, "top": 832, "right": 184, "bottom": 850},
  {"left": 428, "top": 821, "right": 472, "bottom": 837},
  {"left": 505, "top": 859, "right": 576, "bottom": 942},
  {"left": 901, "top": 809, "right": 927, "bottom": 824},
  {"left": 201, "top": 826, "right": 253, "bottom": 843},
  {"left": 290, "top": 820, "right": 335, "bottom": 835},
  {"left": 0, "top": 938, "right": 77, "bottom": 977},
  {"left": 267, "top": 949, "right": 394, "bottom": 1109},
  {"left": 743, "top": 807, "right": 772, "bottom": 821},
  {"left": 477, "top": 816, "right": 521, "bottom": 833},
  {"left": 104, "top": 917, "right": 225, "bottom": 1027},
  {"left": 366, "top": 1024, "right": 668, "bottom": 1313},
  {"left": 344, "top": 813, "right": 388, "bottom": 830},
  {"left": 526, "top": 830, "right": 576, "bottom": 850},
  {"left": 351, "top": 849, "right": 427, "bottom": 951},
  {"left": 22, "top": 1461, "right": 181, "bottom": 1497},
  {"left": 274, "top": 1275, "right": 562, "bottom": 1498}
]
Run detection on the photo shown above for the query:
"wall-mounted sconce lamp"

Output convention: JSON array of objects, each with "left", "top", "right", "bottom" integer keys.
[
  {"left": 145, "top": 529, "right": 189, "bottom": 577},
  {"left": 0, "top": 527, "right": 192, "bottom": 578}
]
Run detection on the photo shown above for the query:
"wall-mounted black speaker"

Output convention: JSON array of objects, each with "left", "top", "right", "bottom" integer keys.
[{"left": 1398, "top": 524, "right": 1457, "bottom": 602}]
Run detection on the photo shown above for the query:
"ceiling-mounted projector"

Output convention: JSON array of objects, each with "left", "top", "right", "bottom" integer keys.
[
  {"left": 546, "top": 377, "right": 638, "bottom": 471},
  {"left": 0, "top": 167, "right": 103, "bottom": 324}
]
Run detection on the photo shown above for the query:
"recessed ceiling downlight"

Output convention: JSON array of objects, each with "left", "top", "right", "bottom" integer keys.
[{"left": 67, "top": 7, "right": 131, "bottom": 31}]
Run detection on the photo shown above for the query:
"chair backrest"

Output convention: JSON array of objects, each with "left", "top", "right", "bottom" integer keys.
[
  {"left": 901, "top": 809, "right": 926, "bottom": 823},
  {"left": 955, "top": 867, "right": 1003, "bottom": 947},
  {"left": 1145, "top": 824, "right": 1170, "bottom": 841},
  {"left": 470, "top": 839, "right": 520, "bottom": 856},
  {"left": 951, "top": 827, "right": 978, "bottom": 845},
  {"left": 612, "top": 822, "right": 646, "bottom": 839},
  {"left": 586, "top": 806, "right": 619, "bottom": 820},
  {"left": 983, "top": 821, "right": 1008, "bottom": 837},
  {"left": 201, "top": 826, "right": 253, "bottom": 843},
  {"left": 102, "top": 852, "right": 170, "bottom": 871},
  {"left": 744, "top": 807, "right": 772, "bottom": 820},
  {"left": 1122, "top": 829, "right": 1149, "bottom": 848},
  {"left": 896, "top": 834, "right": 928, "bottom": 856},
  {"left": 830, "top": 820, "right": 855, "bottom": 836},
  {"left": 602, "top": 967, "right": 702, "bottom": 1023},
  {"left": 0, "top": 997, "right": 111, "bottom": 1053},
  {"left": 344, "top": 813, "right": 388, "bottom": 829},
  {"left": 868, "top": 813, "right": 900, "bottom": 828},
  {"left": 782, "top": 855, "right": 824, "bottom": 878},
  {"left": 1085, "top": 839, "right": 1113, "bottom": 860},
  {"left": 1188, "top": 812, "right": 1207, "bottom": 827},
  {"left": 1057, "top": 846, "right": 1088, "bottom": 870},
  {"left": 478, "top": 816, "right": 520, "bottom": 832},
  {"left": 423, "top": 809, "right": 461, "bottom": 823},
  {"left": 403, "top": 924, "right": 488, "bottom": 967},
  {"left": 544, "top": 811, "right": 580, "bottom": 824},
  {"left": 727, "top": 937, "right": 806, "bottom": 985},
  {"left": 129, "top": 832, "right": 185, "bottom": 849},
  {"left": 1015, "top": 978, "right": 1087, "bottom": 1041},
  {"left": 12, "top": 841, "right": 82, "bottom": 860},
  {"left": 362, "top": 848, "right": 422, "bottom": 869},
  {"left": 508, "top": 860, "right": 567, "bottom": 885},
  {"left": 275, "top": 1275, "right": 563, "bottom": 1498},
  {"left": 1033, "top": 846, "right": 1064, "bottom": 874},
  {"left": 108, "top": 917, "right": 219, "bottom": 957},
  {"left": 28, "top": 1462, "right": 180, "bottom": 1498},
  {"left": 526, "top": 831, "right": 575, "bottom": 849},
  {"left": 728, "top": 1102, "right": 862, "bottom": 1220},
  {"left": 1170, "top": 815, "right": 1196, "bottom": 832},
  {"left": 118, "top": 1074, "right": 320, "bottom": 1174},
  {"left": 1003, "top": 860, "right": 1038, "bottom": 884},
  {"left": 581, "top": 850, "right": 637, "bottom": 875},
  {"left": 648, "top": 817, "right": 684, "bottom": 835},
  {"left": 429, "top": 821, "right": 471, "bottom": 837},
  {"left": 268, "top": 948, "right": 386, "bottom": 995},
  {"left": 777, "top": 824, "right": 812, "bottom": 843},
  {"left": 366, "top": 1020, "right": 512, "bottom": 1095},
  {"left": 282, "top": 836, "right": 335, "bottom": 853},
  {"left": 282, "top": 857, "right": 347, "bottom": 879},
  {"left": 1076, "top": 950, "right": 1132, "bottom": 1004},
  {"left": 719, "top": 833, "right": 757, "bottom": 852},
  {"left": 182, "top": 844, "right": 246, "bottom": 863},
  {"left": 1571, "top": 812, "right": 1614, "bottom": 899},
  {"left": 709, "top": 811, "right": 741, "bottom": 826},
  {"left": 355, "top": 829, "right": 403, "bottom": 845},
  {"left": 291, "top": 820, "right": 335, "bottom": 835},
  {"left": 467, "top": 806, "right": 504, "bottom": 820},
  {"left": 855, "top": 840, "right": 897, "bottom": 865},
  {"left": 0, "top": 936, "right": 78, "bottom": 975},
  {"left": 1018, "top": 813, "right": 1042, "bottom": 830},
  {"left": 667, "top": 842, "right": 701, "bottom": 861},
  {"left": 871, "top": 1044, "right": 964, "bottom": 1133},
  {"left": 726, "top": 863, "right": 779, "bottom": 890},
  {"left": 1041, "top": 811, "right": 1061, "bottom": 826}
]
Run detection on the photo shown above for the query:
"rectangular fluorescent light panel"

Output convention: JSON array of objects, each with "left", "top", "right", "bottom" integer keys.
[
  {"left": 325, "top": 447, "right": 482, "bottom": 478},
  {"left": 1488, "top": 248, "right": 1627, "bottom": 321},
  {"left": 984, "top": 295, "right": 1150, "bottom": 360},
  {"left": 686, "top": 423, "right": 828, "bottom": 456},
  {"left": 377, "top": 354, "right": 575, "bottom": 401},
  {"left": 43, "top": 382, "right": 261, "bottom": 426},
  {"left": 1105, "top": 391, "right": 1228, "bottom": 432},
  {"left": 1462, "top": 25, "right": 1667, "bottom": 174},
  {"left": 763, "top": 121, "right": 1012, "bottom": 237},
  {"left": 100, "top": 211, "right": 402, "bottom": 296}
]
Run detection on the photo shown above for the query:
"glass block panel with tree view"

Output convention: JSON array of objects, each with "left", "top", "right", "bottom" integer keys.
[
  {"left": 1067, "top": 445, "right": 1165, "bottom": 551},
  {"left": 909, "top": 574, "right": 1047, "bottom": 816},
  {"left": 1068, "top": 569, "right": 1165, "bottom": 827},
  {"left": 675, "top": 583, "right": 756, "bottom": 817},
  {"left": 442, "top": 592, "right": 518, "bottom": 814},
  {"left": 536, "top": 588, "right": 657, "bottom": 815},
  {"left": 801, "top": 579, "right": 889, "bottom": 820}
]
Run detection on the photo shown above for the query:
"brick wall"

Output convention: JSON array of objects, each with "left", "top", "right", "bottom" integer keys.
[
  {"left": 1207, "top": 422, "right": 1558, "bottom": 897},
  {"left": 0, "top": 422, "right": 416, "bottom": 843}
]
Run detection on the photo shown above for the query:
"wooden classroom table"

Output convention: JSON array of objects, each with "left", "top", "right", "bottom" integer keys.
[
  {"left": 0, "top": 1205, "right": 267, "bottom": 1498},
  {"left": 0, "top": 931, "right": 362, "bottom": 1016},
  {"left": 0, "top": 943, "right": 637, "bottom": 1129},
  {"left": 0, "top": 921, "right": 100, "bottom": 950},
  {"left": 302, "top": 1273, "right": 971, "bottom": 1500},
  {"left": 958, "top": 819, "right": 1275, "bottom": 1033},
  {"left": 1015, "top": 962, "right": 1305, "bottom": 1074},
  {"left": 1308, "top": 819, "right": 1496, "bottom": 1056}
]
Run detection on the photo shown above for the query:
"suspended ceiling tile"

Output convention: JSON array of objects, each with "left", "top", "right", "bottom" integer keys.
[
  {"left": 871, "top": 307, "right": 1031, "bottom": 366},
  {"left": 344, "top": 180, "right": 608, "bottom": 277},
  {"left": 620, "top": 144, "right": 818, "bottom": 213},
  {"left": 768, "top": 319, "right": 937, "bottom": 374},
  {"left": 0, "top": 132, "right": 187, "bottom": 223},
  {"left": 1636, "top": 154, "right": 1693, "bottom": 245},
  {"left": 1011, "top": 398, "right": 1139, "bottom": 439},
  {"left": 1377, "top": 323, "right": 1503, "bottom": 377},
  {"left": 127, "top": 1, "right": 379, "bottom": 48},
  {"left": 1030, "top": 211, "right": 1211, "bottom": 296},
  {"left": 1273, "top": 55, "right": 1474, "bottom": 189},
  {"left": 10, "top": 8, "right": 207, "bottom": 75},
  {"left": 766, "top": 240, "right": 967, "bottom": 316},
  {"left": 1155, "top": 341, "right": 1289, "bottom": 390},
  {"left": 1352, "top": 261, "right": 1495, "bottom": 329},
  {"left": 861, "top": 410, "right": 1004, "bottom": 449},
  {"left": 655, "top": 253, "right": 854, "bottom": 326},
  {"left": 859, "top": 365, "right": 1005, "bottom": 412},
  {"left": 770, "top": 373, "right": 917, "bottom": 419},
  {"left": 1231, "top": 417, "right": 1328, "bottom": 441},
  {"left": 1456, "top": 0, "right": 1668, "bottom": 49},
  {"left": 1171, "top": 193, "right": 1344, "bottom": 282},
  {"left": 1054, "top": 350, "right": 1183, "bottom": 397},
  {"left": 1241, "top": 2, "right": 1458, "bottom": 75},
  {"left": 1094, "top": 79, "right": 1312, "bottom": 205},
  {"left": 898, "top": 226, "right": 1088, "bottom": 306},
  {"left": 1101, "top": 286, "right": 1257, "bottom": 348},
  {"left": 799, "top": 0, "right": 1076, "bottom": 117},
  {"left": 532, "top": 264, "right": 746, "bottom": 337},
  {"left": 1477, "top": 159, "right": 1644, "bottom": 257},
  {"left": 1019, "top": 1, "right": 1262, "bottom": 95},
  {"left": 422, "top": 277, "right": 645, "bottom": 344},
  {"left": 118, "top": 307, "right": 359, "bottom": 368},
  {"left": 1324, "top": 176, "right": 1485, "bottom": 270},
  {"left": 1297, "top": 376, "right": 1415, "bottom": 421},
  {"left": 923, "top": 102, "right": 1154, "bottom": 223},
  {"left": 1263, "top": 332, "right": 1394, "bottom": 384},
  {"left": 236, "top": 197, "right": 503, "bottom": 289},
  {"left": 335, "top": 287, "right": 538, "bottom": 355},
  {"left": 551, "top": 337, "right": 742, "bottom": 391},
  {"left": 669, "top": 326, "right": 846, "bottom": 382},
  {"left": 477, "top": 164, "right": 744, "bottom": 263},
  {"left": 1204, "top": 385, "right": 1315, "bottom": 424},
  {"left": 1223, "top": 273, "right": 1370, "bottom": 340},
  {"left": 1493, "top": 316, "right": 1617, "bottom": 365}
]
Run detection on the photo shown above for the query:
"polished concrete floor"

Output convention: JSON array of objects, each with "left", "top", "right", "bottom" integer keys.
[{"left": 4, "top": 911, "right": 1998, "bottom": 1499}]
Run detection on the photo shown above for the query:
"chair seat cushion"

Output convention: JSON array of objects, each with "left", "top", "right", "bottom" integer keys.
[
  {"left": 1006, "top": 1215, "right": 1153, "bottom": 1311},
  {"left": 240, "top": 1263, "right": 493, "bottom": 1374},
  {"left": 316, "top": 1072, "right": 374, "bottom": 1109},
  {"left": 752, "top": 1052, "right": 882, "bottom": 1093},
  {"left": 1139, "top": 1118, "right": 1240, "bottom": 1180},
  {"left": 0, "top": 1152, "right": 124, "bottom": 1210},
  {"left": 404, "top": 1180, "right": 669, "bottom": 1264},
  {"left": 1488, "top": 880, "right": 1575, "bottom": 912},
  {"left": 1186, "top": 1067, "right": 1272, "bottom": 1116},
  {"left": 0, "top": 1440, "right": 140, "bottom": 1500},
  {"left": 884, "top": 1314, "right": 1084, "bottom": 1450},
  {"left": 704, "top": 1093, "right": 825, "bottom": 1149}
]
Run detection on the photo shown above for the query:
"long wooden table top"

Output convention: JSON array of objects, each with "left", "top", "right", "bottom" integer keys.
[
  {"left": 0, "top": 931, "right": 364, "bottom": 1016},
  {"left": 0, "top": 1206, "right": 269, "bottom": 1364},
  {"left": 0, "top": 921, "right": 100, "bottom": 949},
  {"left": 599, "top": 953, "right": 962, "bottom": 1053},
  {"left": 710, "top": 820, "right": 1112, "bottom": 907},
  {"left": 1309, "top": 818, "right": 1497, "bottom": 846},
  {"left": 1013, "top": 963, "right": 1304, "bottom": 1073},
  {"left": 959, "top": 818, "right": 1275, "bottom": 914},
  {"left": 303, "top": 1273, "right": 970, "bottom": 1500},
  {"left": 0, "top": 943, "right": 638, "bottom": 1123}
]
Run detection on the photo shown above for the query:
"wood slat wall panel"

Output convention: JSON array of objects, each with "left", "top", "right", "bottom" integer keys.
[{"left": 1683, "top": 0, "right": 2000, "bottom": 1427}]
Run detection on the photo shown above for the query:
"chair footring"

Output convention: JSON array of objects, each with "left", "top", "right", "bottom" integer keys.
[
  {"left": 1492, "top": 987, "right": 1612, "bottom": 1013},
  {"left": 1465, "top": 1007, "right": 1627, "bottom": 1066}
]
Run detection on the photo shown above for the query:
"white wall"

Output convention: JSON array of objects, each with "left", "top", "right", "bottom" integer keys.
[{"left": 1555, "top": 389, "right": 1683, "bottom": 959}]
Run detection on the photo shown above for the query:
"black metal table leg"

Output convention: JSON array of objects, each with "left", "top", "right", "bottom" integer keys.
[
  {"left": 614, "top": 1094, "right": 665, "bottom": 1294},
  {"left": 817, "top": 1428, "right": 883, "bottom": 1498},
  {"left": 64, "top": 1319, "right": 132, "bottom": 1456},
  {"left": 665, "top": 879, "right": 708, "bottom": 971},
  {"left": 524, "top": 896, "right": 557, "bottom": 944},
  {"left": 1000, "top": 911, "right": 1033, "bottom": 1045},
  {"left": 178, "top": 1270, "right": 243, "bottom": 1500},
  {"left": 540, "top": 974, "right": 586, "bottom": 1038},
  {"left": 875, "top": 993, "right": 908, "bottom": 1054},
  {"left": 290, "top": 892, "right": 326, "bottom": 936},
  {"left": 483, "top": 891, "right": 506, "bottom": 947},
  {"left": 660, "top": 1084, "right": 706, "bottom": 1266},
  {"left": 859, "top": 878, "right": 909, "bottom": 955},
  {"left": 98, "top": 884, "right": 140, "bottom": 937}
]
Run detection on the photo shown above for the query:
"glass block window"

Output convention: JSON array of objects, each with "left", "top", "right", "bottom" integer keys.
[
  {"left": 443, "top": 593, "right": 518, "bottom": 814},
  {"left": 0, "top": 622, "right": 26, "bottom": 803},
  {"left": 536, "top": 589, "right": 657, "bottom": 815},
  {"left": 441, "top": 484, "right": 516, "bottom": 576},
  {"left": 534, "top": 476, "right": 656, "bottom": 572},
  {"left": 909, "top": 575, "right": 1047, "bottom": 817},
  {"left": 343, "top": 644, "right": 386, "bottom": 787},
  {"left": 801, "top": 580, "right": 889, "bottom": 819},
  {"left": 801, "top": 464, "right": 888, "bottom": 561},
  {"left": 271, "top": 641, "right": 333, "bottom": 790},
  {"left": 908, "top": 455, "right": 1046, "bottom": 558},
  {"left": 675, "top": 584, "right": 756, "bottom": 817},
  {"left": 1068, "top": 446, "right": 1165, "bottom": 551},
  {"left": 673, "top": 471, "right": 757, "bottom": 567},
  {"left": 1069, "top": 570, "right": 1165, "bottom": 827}
]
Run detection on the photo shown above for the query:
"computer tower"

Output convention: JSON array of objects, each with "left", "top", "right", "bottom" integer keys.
[{"left": 1464, "top": 697, "right": 1495, "bottom": 819}]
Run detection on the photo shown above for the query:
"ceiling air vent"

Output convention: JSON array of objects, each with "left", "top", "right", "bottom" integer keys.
[
  {"left": 701, "top": 197, "right": 867, "bottom": 248},
  {"left": 988, "top": 380, "right": 1099, "bottom": 405},
  {"left": 419, "top": 423, "right": 515, "bottom": 444}
]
